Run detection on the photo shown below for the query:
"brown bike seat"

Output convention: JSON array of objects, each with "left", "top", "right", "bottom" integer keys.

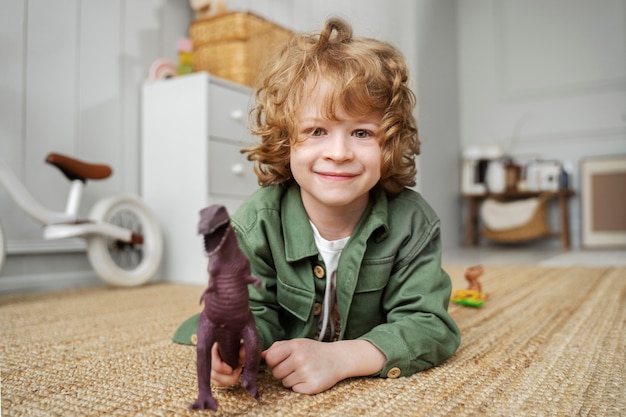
[{"left": 46, "top": 153, "right": 113, "bottom": 182}]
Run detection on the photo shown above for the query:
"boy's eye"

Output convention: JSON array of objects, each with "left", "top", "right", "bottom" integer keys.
[
  {"left": 310, "top": 127, "right": 325, "bottom": 137},
  {"left": 353, "top": 129, "right": 371, "bottom": 139}
]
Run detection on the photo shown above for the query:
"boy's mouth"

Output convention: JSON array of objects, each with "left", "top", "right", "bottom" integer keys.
[{"left": 316, "top": 171, "right": 358, "bottom": 181}]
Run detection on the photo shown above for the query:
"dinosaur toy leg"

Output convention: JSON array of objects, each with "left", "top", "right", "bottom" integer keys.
[
  {"left": 190, "top": 316, "right": 218, "bottom": 411},
  {"left": 240, "top": 318, "right": 261, "bottom": 400}
]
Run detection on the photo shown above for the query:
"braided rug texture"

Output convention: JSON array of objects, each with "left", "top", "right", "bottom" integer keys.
[{"left": 1, "top": 265, "right": 624, "bottom": 416}]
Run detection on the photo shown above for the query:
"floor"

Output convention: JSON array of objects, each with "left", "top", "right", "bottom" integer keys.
[{"left": 443, "top": 245, "right": 626, "bottom": 267}]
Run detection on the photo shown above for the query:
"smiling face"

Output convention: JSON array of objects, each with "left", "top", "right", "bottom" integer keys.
[{"left": 290, "top": 79, "right": 383, "bottom": 218}]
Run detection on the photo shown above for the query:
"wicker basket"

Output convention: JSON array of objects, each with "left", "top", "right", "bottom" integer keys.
[
  {"left": 482, "top": 195, "right": 552, "bottom": 242},
  {"left": 190, "top": 12, "right": 292, "bottom": 87}
]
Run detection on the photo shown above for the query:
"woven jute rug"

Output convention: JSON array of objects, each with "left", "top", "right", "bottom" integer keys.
[{"left": 1, "top": 265, "right": 624, "bottom": 416}]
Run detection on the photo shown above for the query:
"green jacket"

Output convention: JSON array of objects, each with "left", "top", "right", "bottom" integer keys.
[{"left": 229, "top": 183, "right": 460, "bottom": 378}]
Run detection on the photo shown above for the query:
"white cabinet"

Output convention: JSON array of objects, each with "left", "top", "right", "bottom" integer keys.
[{"left": 141, "top": 72, "right": 258, "bottom": 284}]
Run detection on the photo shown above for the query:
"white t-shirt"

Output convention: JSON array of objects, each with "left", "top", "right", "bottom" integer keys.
[{"left": 310, "top": 221, "right": 349, "bottom": 342}]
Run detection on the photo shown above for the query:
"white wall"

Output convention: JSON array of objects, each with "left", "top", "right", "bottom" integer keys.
[
  {"left": 414, "top": 1, "right": 461, "bottom": 249},
  {"left": 457, "top": 0, "right": 626, "bottom": 248}
]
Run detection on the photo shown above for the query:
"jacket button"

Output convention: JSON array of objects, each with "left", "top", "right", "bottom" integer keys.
[
  {"left": 313, "top": 265, "right": 325, "bottom": 278},
  {"left": 387, "top": 367, "right": 401, "bottom": 379},
  {"left": 313, "top": 302, "right": 322, "bottom": 315}
]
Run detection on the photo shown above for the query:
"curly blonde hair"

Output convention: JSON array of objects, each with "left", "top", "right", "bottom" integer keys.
[{"left": 244, "top": 17, "right": 419, "bottom": 195}]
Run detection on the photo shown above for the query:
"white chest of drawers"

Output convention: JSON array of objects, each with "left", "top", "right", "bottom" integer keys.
[{"left": 141, "top": 72, "right": 258, "bottom": 284}]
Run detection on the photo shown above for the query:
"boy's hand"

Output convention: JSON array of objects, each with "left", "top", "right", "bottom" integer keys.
[
  {"left": 262, "top": 338, "right": 385, "bottom": 394},
  {"left": 210, "top": 342, "right": 245, "bottom": 387}
]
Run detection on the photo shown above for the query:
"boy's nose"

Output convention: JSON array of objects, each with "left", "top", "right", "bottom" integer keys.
[{"left": 324, "top": 134, "right": 354, "bottom": 161}]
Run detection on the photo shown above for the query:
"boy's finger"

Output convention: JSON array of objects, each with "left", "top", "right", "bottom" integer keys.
[
  {"left": 211, "top": 367, "right": 242, "bottom": 387},
  {"left": 262, "top": 341, "right": 292, "bottom": 367}
]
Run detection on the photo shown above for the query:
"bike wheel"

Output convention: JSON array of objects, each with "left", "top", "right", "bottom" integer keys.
[
  {"left": 0, "top": 222, "right": 5, "bottom": 275},
  {"left": 87, "top": 194, "right": 162, "bottom": 286}
]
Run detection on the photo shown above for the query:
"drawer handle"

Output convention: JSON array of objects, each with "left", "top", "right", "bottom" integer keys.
[
  {"left": 230, "top": 109, "right": 244, "bottom": 121},
  {"left": 231, "top": 163, "right": 244, "bottom": 175}
]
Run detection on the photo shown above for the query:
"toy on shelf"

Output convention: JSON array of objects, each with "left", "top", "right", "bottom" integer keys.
[
  {"left": 177, "top": 38, "right": 195, "bottom": 76},
  {"left": 190, "top": 205, "right": 261, "bottom": 411},
  {"left": 451, "top": 265, "right": 488, "bottom": 307},
  {"left": 148, "top": 59, "right": 177, "bottom": 81}
]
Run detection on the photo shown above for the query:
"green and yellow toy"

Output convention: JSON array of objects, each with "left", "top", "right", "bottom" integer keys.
[{"left": 451, "top": 265, "right": 488, "bottom": 307}]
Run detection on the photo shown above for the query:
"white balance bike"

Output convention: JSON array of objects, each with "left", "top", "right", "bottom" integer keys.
[{"left": 0, "top": 153, "right": 162, "bottom": 286}]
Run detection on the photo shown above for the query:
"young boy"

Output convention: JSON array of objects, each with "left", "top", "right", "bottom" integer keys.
[{"left": 198, "top": 17, "right": 460, "bottom": 395}]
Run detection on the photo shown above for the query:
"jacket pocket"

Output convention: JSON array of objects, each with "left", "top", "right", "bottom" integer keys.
[
  {"left": 345, "top": 259, "right": 393, "bottom": 338},
  {"left": 276, "top": 276, "right": 314, "bottom": 323}
]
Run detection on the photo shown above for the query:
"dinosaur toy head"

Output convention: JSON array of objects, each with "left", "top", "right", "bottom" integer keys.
[{"left": 198, "top": 205, "right": 231, "bottom": 256}]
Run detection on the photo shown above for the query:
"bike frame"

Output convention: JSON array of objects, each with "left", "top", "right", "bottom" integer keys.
[{"left": 0, "top": 159, "right": 133, "bottom": 243}]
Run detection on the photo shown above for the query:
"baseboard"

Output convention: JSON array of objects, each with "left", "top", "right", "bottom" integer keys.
[
  {"left": 0, "top": 270, "right": 103, "bottom": 294},
  {"left": 163, "top": 275, "right": 206, "bottom": 286}
]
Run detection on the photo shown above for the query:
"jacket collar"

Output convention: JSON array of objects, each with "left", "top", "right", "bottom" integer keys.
[
  {"left": 281, "top": 183, "right": 390, "bottom": 262},
  {"left": 282, "top": 183, "right": 318, "bottom": 262}
]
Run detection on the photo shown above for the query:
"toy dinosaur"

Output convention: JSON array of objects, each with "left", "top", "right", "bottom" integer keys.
[
  {"left": 451, "top": 265, "right": 488, "bottom": 307},
  {"left": 190, "top": 205, "right": 262, "bottom": 411},
  {"left": 465, "top": 265, "right": 484, "bottom": 293}
]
